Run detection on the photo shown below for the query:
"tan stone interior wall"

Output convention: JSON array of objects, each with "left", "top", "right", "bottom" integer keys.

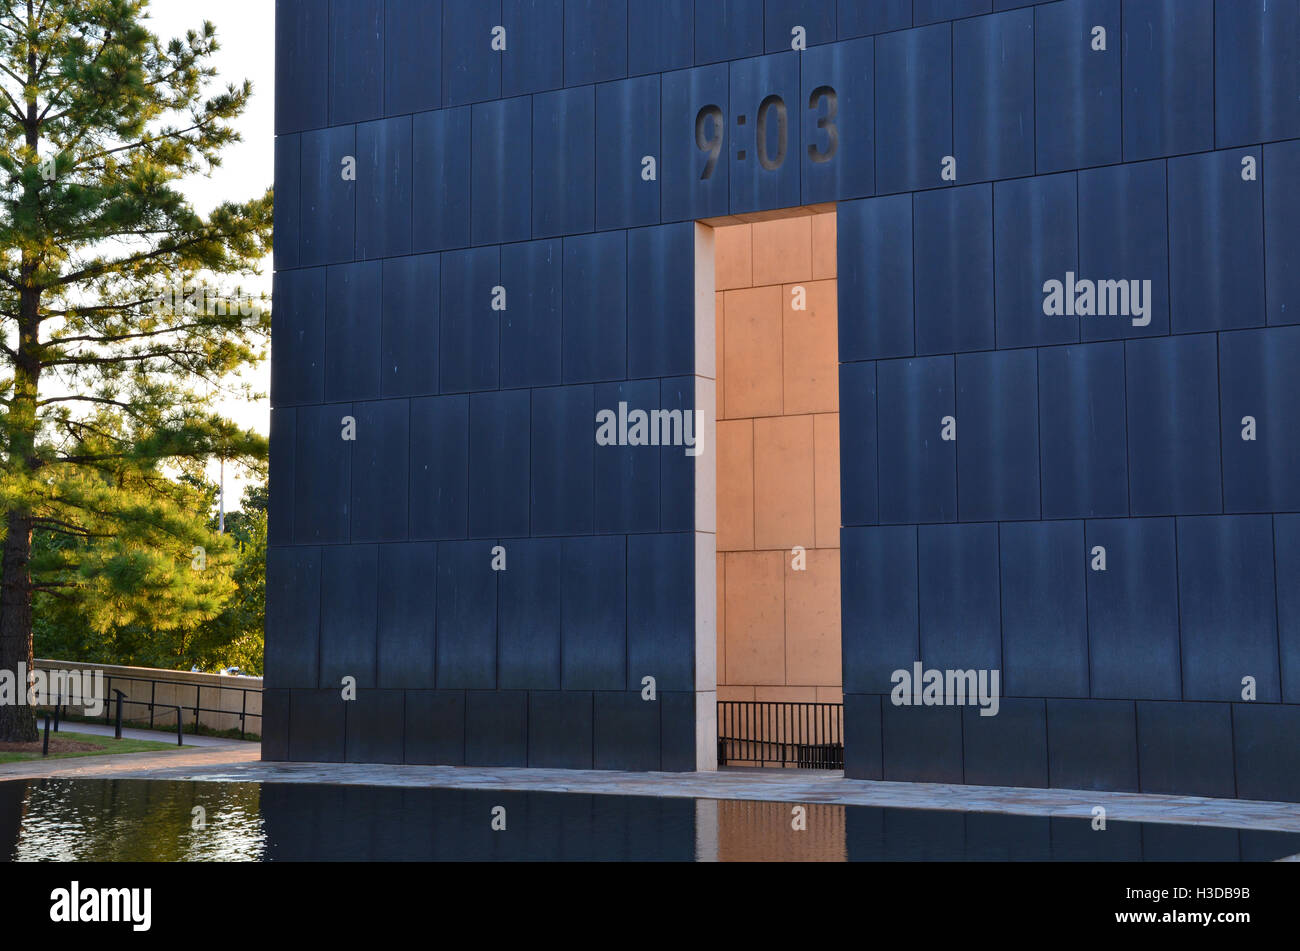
[
  {"left": 715, "top": 800, "right": 846, "bottom": 861},
  {"left": 713, "top": 210, "right": 841, "bottom": 705}
]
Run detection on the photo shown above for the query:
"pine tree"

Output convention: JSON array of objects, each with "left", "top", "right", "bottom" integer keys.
[{"left": 0, "top": 2, "right": 272, "bottom": 740}]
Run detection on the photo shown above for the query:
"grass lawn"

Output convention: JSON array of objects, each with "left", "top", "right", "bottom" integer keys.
[{"left": 0, "top": 731, "right": 180, "bottom": 764}]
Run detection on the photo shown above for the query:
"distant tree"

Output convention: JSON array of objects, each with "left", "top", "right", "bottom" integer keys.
[
  {"left": 0, "top": 2, "right": 272, "bottom": 739},
  {"left": 218, "top": 479, "right": 267, "bottom": 549},
  {"left": 33, "top": 477, "right": 267, "bottom": 675},
  {"left": 194, "top": 479, "right": 266, "bottom": 675}
]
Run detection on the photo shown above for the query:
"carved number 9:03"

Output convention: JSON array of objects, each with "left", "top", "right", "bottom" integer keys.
[{"left": 695, "top": 86, "right": 838, "bottom": 180}]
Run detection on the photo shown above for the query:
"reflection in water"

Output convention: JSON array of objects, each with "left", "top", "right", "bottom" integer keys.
[
  {"left": 712, "top": 800, "right": 848, "bottom": 861},
  {"left": 843, "top": 808, "right": 1300, "bottom": 862},
  {"left": 0, "top": 780, "right": 23, "bottom": 861},
  {"left": 258, "top": 785, "right": 697, "bottom": 861},
  {"left": 6, "top": 780, "right": 264, "bottom": 862},
  {"left": 1, "top": 779, "right": 1298, "bottom": 862}
]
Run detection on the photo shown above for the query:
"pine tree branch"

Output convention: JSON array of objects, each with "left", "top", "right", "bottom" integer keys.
[
  {"left": 30, "top": 516, "right": 102, "bottom": 538},
  {"left": 50, "top": 316, "right": 249, "bottom": 346},
  {"left": 34, "top": 587, "right": 75, "bottom": 602},
  {"left": 62, "top": 121, "right": 209, "bottom": 163},
  {"left": 37, "top": 395, "right": 135, "bottom": 411},
  {"left": 0, "top": 61, "right": 23, "bottom": 88},
  {"left": 46, "top": 234, "right": 225, "bottom": 290},
  {"left": 46, "top": 346, "right": 206, "bottom": 368},
  {"left": 33, "top": 10, "right": 60, "bottom": 78},
  {"left": 0, "top": 83, "right": 22, "bottom": 122},
  {"left": 36, "top": 22, "right": 99, "bottom": 122},
  {"left": 40, "top": 297, "right": 157, "bottom": 320}
]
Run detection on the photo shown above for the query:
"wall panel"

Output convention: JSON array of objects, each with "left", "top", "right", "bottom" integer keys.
[{"left": 270, "top": 0, "right": 1300, "bottom": 796}]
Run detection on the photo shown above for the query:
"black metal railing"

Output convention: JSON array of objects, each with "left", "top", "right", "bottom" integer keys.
[
  {"left": 717, "top": 700, "right": 844, "bottom": 769},
  {"left": 35, "top": 689, "right": 186, "bottom": 753},
  {"left": 90, "top": 672, "right": 263, "bottom": 739},
  {"left": 31, "top": 670, "right": 261, "bottom": 740}
]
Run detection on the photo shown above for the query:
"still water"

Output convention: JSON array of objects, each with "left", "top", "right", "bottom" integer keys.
[{"left": 2, "top": 779, "right": 1297, "bottom": 861}]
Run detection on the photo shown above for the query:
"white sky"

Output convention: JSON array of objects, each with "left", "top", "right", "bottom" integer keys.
[{"left": 145, "top": 0, "right": 275, "bottom": 508}]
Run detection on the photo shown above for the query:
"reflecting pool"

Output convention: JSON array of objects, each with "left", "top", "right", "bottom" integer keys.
[{"left": 2, "top": 779, "right": 1297, "bottom": 861}]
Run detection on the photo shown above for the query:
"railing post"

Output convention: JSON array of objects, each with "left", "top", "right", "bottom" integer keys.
[
  {"left": 113, "top": 689, "right": 125, "bottom": 739},
  {"left": 194, "top": 684, "right": 201, "bottom": 735},
  {"left": 177, "top": 706, "right": 184, "bottom": 747},
  {"left": 239, "top": 689, "right": 247, "bottom": 740},
  {"left": 149, "top": 679, "right": 156, "bottom": 728},
  {"left": 42, "top": 712, "right": 50, "bottom": 756},
  {"left": 52, "top": 692, "right": 60, "bottom": 733}
]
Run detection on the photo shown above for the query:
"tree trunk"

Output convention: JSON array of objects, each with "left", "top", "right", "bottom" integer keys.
[
  {"left": 0, "top": 511, "right": 36, "bottom": 742},
  {"left": 2, "top": 214, "right": 40, "bottom": 743},
  {"left": 0, "top": 19, "right": 43, "bottom": 743}
]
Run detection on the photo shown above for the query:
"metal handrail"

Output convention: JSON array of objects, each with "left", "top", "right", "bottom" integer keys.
[
  {"left": 58, "top": 671, "right": 265, "bottom": 740},
  {"left": 108, "top": 693, "right": 185, "bottom": 746},
  {"left": 717, "top": 700, "right": 845, "bottom": 769},
  {"left": 37, "top": 688, "right": 184, "bottom": 752}
]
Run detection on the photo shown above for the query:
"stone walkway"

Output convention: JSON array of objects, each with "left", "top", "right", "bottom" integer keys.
[
  {"left": 4, "top": 747, "right": 1297, "bottom": 834},
  {"left": 49, "top": 720, "right": 255, "bottom": 747},
  {"left": 0, "top": 741, "right": 258, "bottom": 782}
]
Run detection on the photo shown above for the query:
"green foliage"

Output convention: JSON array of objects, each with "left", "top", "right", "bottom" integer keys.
[
  {"left": 34, "top": 479, "right": 266, "bottom": 674},
  {"left": 0, "top": 1, "right": 273, "bottom": 716},
  {"left": 197, "top": 480, "right": 266, "bottom": 674}
]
